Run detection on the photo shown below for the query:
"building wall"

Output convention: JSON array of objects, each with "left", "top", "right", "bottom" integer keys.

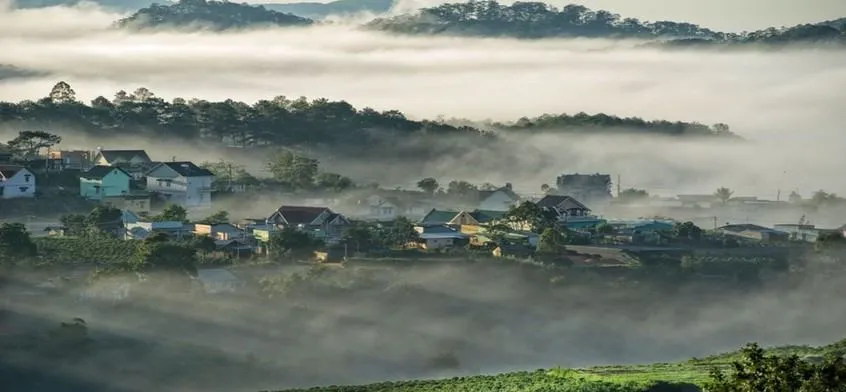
[
  {"left": 147, "top": 174, "right": 212, "bottom": 208},
  {"left": 80, "top": 170, "right": 130, "bottom": 200},
  {"left": 423, "top": 238, "right": 454, "bottom": 250},
  {"left": 0, "top": 169, "right": 36, "bottom": 199}
]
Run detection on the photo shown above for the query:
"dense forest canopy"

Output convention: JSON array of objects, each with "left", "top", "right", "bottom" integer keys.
[
  {"left": 367, "top": 1, "right": 719, "bottom": 39},
  {"left": 114, "top": 0, "right": 314, "bottom": 31},
  {"left": 0, "top": 82, "right": 736, "bottom": 151},
  {"left": 366, "top": 1, "right": 846, "bottom": 45}
]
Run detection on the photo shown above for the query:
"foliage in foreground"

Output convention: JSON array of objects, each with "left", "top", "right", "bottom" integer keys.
[
  {"left": 269, "top": 338, "right": 846, "bottom": 392},
  {"left": 265, "top": 369, "right": 695, "bottom": 392}
]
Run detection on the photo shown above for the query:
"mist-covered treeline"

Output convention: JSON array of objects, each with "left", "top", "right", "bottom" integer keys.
[
  {"left": 368, "top": 1, "right": 846, "bottom": 45},
  {"left": 0, "top": 81, "right": 734, "bottom": 154}
]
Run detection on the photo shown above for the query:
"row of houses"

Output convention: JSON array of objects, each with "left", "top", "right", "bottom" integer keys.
[{"left": 0, "top": 149, "right": 216, "bottom": 209}]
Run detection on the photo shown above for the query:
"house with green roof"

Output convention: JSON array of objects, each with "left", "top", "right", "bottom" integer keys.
[{"left": 80, "top": 165, "right": 131, "bottom": 200}]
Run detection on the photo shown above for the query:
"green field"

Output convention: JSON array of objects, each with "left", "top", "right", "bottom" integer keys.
[{"left": 267, "top": 339, "right": 846, "bottom": 392}]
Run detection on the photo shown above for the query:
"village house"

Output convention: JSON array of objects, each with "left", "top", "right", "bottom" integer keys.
[
  {"left": 535, "top": 195, "right": 605, "bottom": 229},
  {"left": 193, "top": 223, "right": 244, "bottom": 241},
  {"left": 145, "top": 161, "right": 214, "bottom": 209},
  {"left": 92, "top": 149, "right": 153, "bottom": 179},
  {"left": 716, "top": 224, "right": 790, "bottom": 242},
  {"left": 0, "top": 165, "right": 35, "bottom": 199},
  {"left": 123, "top": 211, "right": 192, "bottom": 240},
  {"left": 265, "top": 205, "right": 350, "bottom": 244},
  {"left": 413, "top": 225, "right": 469, "bottom": 250},
  {"left": 773, "top": 223, "right": 840, "bottom": 243},
  {"left": 363, "top": 194, "right": 429, "bottom": 221},
  {"left": 47, "top": 150, "right": 93, "bottom": 171},
  {"left": 477, "top": 184, "right": 520, "bottom": 211},
  {"left": 79, "top": 166, "right": 131, "bottom": 200}
]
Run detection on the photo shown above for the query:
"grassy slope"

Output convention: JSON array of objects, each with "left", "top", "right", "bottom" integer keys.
[{"left": 268, "top": 339, "right": 846, "bottom": 392}]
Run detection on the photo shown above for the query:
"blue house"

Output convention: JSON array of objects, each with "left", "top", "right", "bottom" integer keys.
[{"left": 80, "top": 165, "right": 131, "bottom": 200}]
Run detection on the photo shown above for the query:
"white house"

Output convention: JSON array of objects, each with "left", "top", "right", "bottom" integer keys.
[
  {"left": 145, "top": 161, "right": 214, "bottom": 208},
  {"left": 478, "top": 184, "right": 520, "bottom": 211},
  {"left": 365, "top": 194, "right": 429, "bottom": 221},
  {"left": 0, "top": 165, "right": 35, "bottom": 199}
]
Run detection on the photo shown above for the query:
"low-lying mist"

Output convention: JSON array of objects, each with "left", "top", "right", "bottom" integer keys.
[
  {"left": 2, "top": 4, "right": 845, "bottom": 196},
  {"left": 3, "top": 260, "right": 846, "bottom": 392}
]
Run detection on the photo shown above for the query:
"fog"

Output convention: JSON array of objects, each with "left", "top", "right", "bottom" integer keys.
[
  {"left": 3, "top": 259, "right": 846, "bottom": 392},
  {"left": 4, "top": 4, "right": 844, "bottom": 197},
  {"left": 1, "top": 4, "right": 846, "bottom": 392}
]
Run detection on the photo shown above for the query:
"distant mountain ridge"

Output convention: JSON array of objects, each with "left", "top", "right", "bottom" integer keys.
[
  {"left": 114, "top": 0, "right": 314, "bottom": 30},
  {"left": 10, "top": 0, "right": 396, "bottom": 19},
  {"left": 366, "top": 1, "right": 846, "bottom": 46}
]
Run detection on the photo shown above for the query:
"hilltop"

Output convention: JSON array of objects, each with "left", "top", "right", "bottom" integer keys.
[
  {"left": 261, "top": 0, "right": 394, "bottom": 20},
  {"left": 366, "top": 1, "right": 846, "bottom": 46},
  {"left": 114, "top": 0, "right": 313, "bottom": 31}
]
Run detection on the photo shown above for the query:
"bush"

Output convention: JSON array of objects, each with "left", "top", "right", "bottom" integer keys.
[{"left": 33, "top": 237, "right": 139, "bottom": 265}]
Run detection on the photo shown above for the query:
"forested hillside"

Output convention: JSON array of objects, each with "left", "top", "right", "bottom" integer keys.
[
  {"left": 0, "top": 82, "right": 736, "bottom": 154},
  {"left": 366, "top": 1, "right": 846, "bottom": 46},
  {"left": 114, "top": 0, "right": 313, "bottom": 30}
]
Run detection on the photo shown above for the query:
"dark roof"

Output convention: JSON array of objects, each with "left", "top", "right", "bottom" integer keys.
[
  {"left": 419, "top": 209, "right": 459, "bottom": 225},
  {"left": 271, "top": 206, "right": 330, "bottom": 225},
  {"left": 470, "top": 209, "right": 507, "bottom": 223},
  {"left": 81, "top": 165, "right": 129, "bottom": 180},
  {"left": 536, "top": 195, "right": 589, "bottom": 210},
  {"left": 718, "top": 224, "right": 780, "bottom": 233},
  {"left": 157, "top": 161, "right": 214, "bottom": 177},
  {"left": 97, "top": 150, "right": 151, "bottom": 163},
  {"left": 0, "top": 165, "right": 24, "bottom": 178}
]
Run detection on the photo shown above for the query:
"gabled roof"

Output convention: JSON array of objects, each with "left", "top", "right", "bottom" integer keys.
[
  {"left": 97, "top": 150, "right": 151, "bottom": 163},
  {"left": 419, "top": 209, "right": 459, "bottom": 225},
  {"left": 470, "top": 209, "right": 507, "bottom": 223},
  {"left": 536, "top": 195, "right": 590, "bottom": 211},
  {"left": 270, "top": 206, "right": 332, "bottom": 226},
  {"left": 81, "top": 165, "right": 130, "bottom": 180},
  {"left": 0, "top": 165, "right": 25, "bottom": 179},
  {"left": 478, "top": 187, "right": 519, "bottom": 201},
  {"left": 150, "top": 161, "right": 215, "bottom": 178}
]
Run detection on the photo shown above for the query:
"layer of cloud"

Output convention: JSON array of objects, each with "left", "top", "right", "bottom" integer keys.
[{"left": 1, "top": 5, "right": 845, "bottom": 198}]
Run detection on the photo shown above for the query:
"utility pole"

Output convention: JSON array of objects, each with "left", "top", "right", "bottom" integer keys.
[
  {"left": 713, "top": 216, "right": 717, "bottom": 230},
  {"left": 616, "top": 174, "right": 621, "bottom": 197},
  {"left": 227, "top": 163, "right": 233, "bottom": 192}
]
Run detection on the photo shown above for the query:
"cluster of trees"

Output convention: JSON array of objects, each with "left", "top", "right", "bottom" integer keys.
[
  {"left": 59, "top": 205, "right": 124, "bottom": 237},
  {"left": 706, "top": 343, "right": 846, "bottom": 391},
  {"left": 114, "top": 0, "right": 314, "bottom": 30},
  {"left": 339, "top": 217, "right": 419, "bottom": 254},
  {"left": 265, "top": 150, "right": 354, "bottom": 191},
  {"left": 0, "top": 82, "right": 736, "bottom": 161},
  {"left": 0, "top": 82, "right": 482, "bottom": 150},
  {"left": 496, "top": 113, "right": 734, "bottom": 137},
  {"left": 367, "top": 1, "right": 718, "bottom": 39},
  {"left": 369, "top": 1, "right": 846, "bottom": 46}
]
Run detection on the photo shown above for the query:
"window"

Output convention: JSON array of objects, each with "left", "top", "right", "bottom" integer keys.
[
  {"left": 24, "top": 174, "right": 31, "bottom": 182},
  {"left": 19, "top": 186, "right": 28, "bottom": 193},
  {"left": 166, "top": 180, "right": 171, "bottom": 187}
]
